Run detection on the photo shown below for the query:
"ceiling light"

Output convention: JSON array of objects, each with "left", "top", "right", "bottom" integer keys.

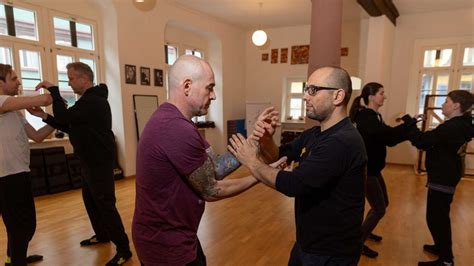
[{"left": 252, "top": 2, "right": 267, "bottom": 47}]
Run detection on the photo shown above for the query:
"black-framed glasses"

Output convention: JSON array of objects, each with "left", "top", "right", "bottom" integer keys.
[{"left": 303, "top": 85, "right": 340, "bottom": 96}]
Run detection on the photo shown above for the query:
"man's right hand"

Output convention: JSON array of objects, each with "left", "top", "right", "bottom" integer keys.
[
  {"left": 35, "top": 81, "right": 56, "bottom": 91},
  {"left": 249, "top": 107, "right": 280, "bottom": 142}
]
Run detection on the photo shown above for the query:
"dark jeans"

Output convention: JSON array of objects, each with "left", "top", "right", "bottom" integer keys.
[
  {"left": 80, "top": 160, "right": 130, "bottom": 253},
  {"left": 361, "top": 174, "right": 388, "bottom": 241},
  {"left": 0, "top": 172, "right": 36, "bottom": 266},
  {"left": 288, "top": 242, "right": 359, "bottom": 266},
  {"left": 427, "top": 189, "right": 454, "bottom": 261}
]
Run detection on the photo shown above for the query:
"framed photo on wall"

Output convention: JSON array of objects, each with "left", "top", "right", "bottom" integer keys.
[
  {"left": 291, "top": 45, "right": 310, "bottom": 64},
  {"left": 262, "top": 53, "right": 269, "bottom": 61},
  {"left": 125, "top": 64, "right": 136, "bottom": 84},
  {"left": 280, "top": 48, "right": 288, "bottom": 63},
  {"left": 140, "top": 67, "right": 151, "bottom": 86},
  {"left": 271, "top": 49, "right": 278, "bottom": 64},
  {"left": 154, "top": 69, "right": 163, "bottom": 87}
]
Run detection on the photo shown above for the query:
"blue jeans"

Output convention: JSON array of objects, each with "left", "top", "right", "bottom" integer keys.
[{"left": 288, "top": 242, "right": 359, "bottom": 266}]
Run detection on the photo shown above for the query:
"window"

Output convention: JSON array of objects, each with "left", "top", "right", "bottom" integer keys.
[
  {"left": 417, "top": 44, "right": 474, "bottom": 128},
  {"left": 0, "top": 4, "right": 38, "bottom": 41},
  {"left": 284, "top": 79, "right": 306, "bottom": 121},
  {"left": 0, "top": 45, "right": 13, "bottom": 65},
  {"left": 53, "top": 16, "right": 94, "bottom": 50},
  {"left": 165, "top": 44, "right": 178, "bottom": 65},
  {"left": 1, "top": 3, "right": 101, "bottom": 133},
  {"left": 185, "top": 48, "right": 203, "bottom": 58}
]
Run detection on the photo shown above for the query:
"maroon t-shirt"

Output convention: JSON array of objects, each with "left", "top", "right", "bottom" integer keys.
[{"left": 132, "top": 102, "right": 209, "bottom": 265}]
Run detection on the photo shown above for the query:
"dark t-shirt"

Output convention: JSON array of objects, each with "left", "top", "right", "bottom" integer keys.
[
  {"left": 132, "top": 102, "right": 209, "bottom": 265},
  {"left": 276, "top": 118, "right": 367, "bottom": 257}
]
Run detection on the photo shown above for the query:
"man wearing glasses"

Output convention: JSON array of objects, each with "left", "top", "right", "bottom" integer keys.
[{"left": 229, "top": 66, "right": 367, "bottom": 265}]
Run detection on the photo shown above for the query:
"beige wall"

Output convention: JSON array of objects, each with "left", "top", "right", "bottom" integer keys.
[{"left": 20, "top": 0, "right": 473, "bottom": 173}]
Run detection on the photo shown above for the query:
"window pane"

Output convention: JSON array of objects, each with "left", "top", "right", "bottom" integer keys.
[
  {"left": 194, "top": 51, "right": 202, "bottom": 58},
  {"left": 423, "top": 49, "right": 452, "bottom": 67},
  {"left": 54, "top": 17, "right": 71, "bottom": 46},
  {"left": 433, "top": 74, "right": 449, "bottom": 108},
  {"left": 166, "top": 45, "right": 178, "bottom": 65},
  {"left": 0, "top": 46, "right": 13, "bottom": 65},
  {"left": 419, "top": 74, "right": 433, "bottom": 114},
  {"left": 185, "top": 49, "right": 193, "bottom": 55},
  {"left": 62, "top": 92, "right": 76, "bottom": 107},
  {"left": 291, "top": 82, "right": 303, "bottom": 93},
  {"left": 290, "top": 98, "right": 302, "bottom": 109},
  {"left": 56, "top": 55, "right": 73, "bottom": 93},
  {"left": 79, "top": 58, "right": 97, "bottom": 83},
  {"left": 460, "top": 73, "right": 473, "bottom": 91},
  {"left": 290, "top": 109, "right": 301, "bottom": 119},
  {"left": 19, "top": 49, "right": 41, "bottom": 92},
  {"left": 76, "top": 22, "right": 93, "bottom": 50},
  {"left": 0, "top": 5, "right": 7, "bottom": 36},
  {"left": 463, "top": 47, "right": 474, "bottom": 66},
  {"left": 13, "top": 7, "right": 37, "bottom": 41}
]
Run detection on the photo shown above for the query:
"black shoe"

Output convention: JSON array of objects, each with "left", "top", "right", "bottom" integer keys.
[
  {"left": 362, "top": 245, "right": 379, "bottom": 258},
  {"left": 5, "top": 254, "right": 43, "bottom": 265},
  {"left": 423, "top": 244, "right": 440, "bottom": 255},
  {"left": 418, "top": 259, "right": 454, "bottom": 266},
  {"left": 368, "top": 232, "right": 383, "bottom": 242},
  {"left": 80, "top": 235, "right": 110, "bottom": 246},
  {"left": 105, "top": 250, "right": 132, "bottom": 266}
]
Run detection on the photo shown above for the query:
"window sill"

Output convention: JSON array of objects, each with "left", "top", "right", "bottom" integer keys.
[
  {"left": 282, "top": 120, "right": 305, "bottom": 125},
  {"left": 29, "top": 137, "right": 69, "bottom": 144}
]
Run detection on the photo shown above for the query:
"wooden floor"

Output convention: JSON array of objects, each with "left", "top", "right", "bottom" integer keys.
[{"left": 0, "top": 165, "right": 473, "bottom": 266}]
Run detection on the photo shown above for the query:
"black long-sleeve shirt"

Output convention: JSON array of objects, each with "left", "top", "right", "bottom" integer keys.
[
  {"left": 404, "top": 115, "right": 473, "bottom": 190},
  {"left": 354, "top": 108, "right": 408, "bottom": 176},
  {"left": 43, "top": 84, "right": 116, "bottom": 167},
  {"left": 275, "top": 118, "right": 367, "bottom": 257}
]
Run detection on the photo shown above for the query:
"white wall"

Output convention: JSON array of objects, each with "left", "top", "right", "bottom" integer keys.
[
  {"left": 386, "top": 7, "right": 474, "bottom": 165},
  {"left": 108, "top": 1, "right": 246, "bottom": 176}
]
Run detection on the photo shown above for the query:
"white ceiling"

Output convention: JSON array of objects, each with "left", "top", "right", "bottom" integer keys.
[{"left": 168, "top": 0, "right": 474, "bottom": 29}]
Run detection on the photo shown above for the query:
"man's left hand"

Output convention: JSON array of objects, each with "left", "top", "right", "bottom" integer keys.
[{"left": 228, "top": 133, "right": 259, "bottom": 167}]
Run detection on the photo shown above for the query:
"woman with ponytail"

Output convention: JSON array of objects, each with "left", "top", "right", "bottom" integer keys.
[{"left": 349, "top": 82, "right": 410, "bottom": 258}]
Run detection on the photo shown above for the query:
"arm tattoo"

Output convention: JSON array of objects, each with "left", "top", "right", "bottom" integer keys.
[
  {"left": 188, "top": 157, "right": 221, "bottom": 198},
  {"left": 206, "top": 148, "right": 241, "bottom": 180}
]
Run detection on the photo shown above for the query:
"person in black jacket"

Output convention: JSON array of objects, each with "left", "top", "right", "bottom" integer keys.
[
  {"left": 230, "top": 66, "right": 367, "bottom": 266},
  {"left": 403, "top": 90, "right": 474, "bottom": 266},
  {"left": 29, "top": 62, "right": 131, "bottom": 266},
  {"left": 349, "top": 82, "right": 410, "bottom": 258}
]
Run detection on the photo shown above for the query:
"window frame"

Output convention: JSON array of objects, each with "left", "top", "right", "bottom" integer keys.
[
  {"left": 0, "top": 2, "right": 41, "bottom": 44},
  {"left": 0, "top": 3, "right": 102, "bottom": 137},
  {"left": 283, "top": 77, "right": 306, "bottom": 123},
  {"left": 49, "top": 11, "right": 97, "bottom": 53}
]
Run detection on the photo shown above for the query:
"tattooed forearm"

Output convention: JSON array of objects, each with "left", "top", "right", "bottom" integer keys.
[
  {"left": 206, "top": 149, "right": 241, "bottom": 180},
  {"left": 188, "top": 157, "right": 221, "bottom": 198}
]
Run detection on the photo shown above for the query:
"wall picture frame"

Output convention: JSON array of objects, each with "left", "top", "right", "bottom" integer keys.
[
  {"left": 291, "top": 45, "right": 310, "bottom": 65},
  {"left": 140, "top": 67, "right": 151, "bottom": 86},
  {"left": 280, "top": 48, "right": 288, "bottom": 63},
  {"left": 271, "top": 49, "right": 278, "bottom": 64},
  {"left": 125, "top": 64, "right": 136, "bottom": 84},
  {"left": 262, "top": 53, "right": 269, "bottom": 61},
  {"left": 154, "top": 69, "right": 163, "bottom": 87}
]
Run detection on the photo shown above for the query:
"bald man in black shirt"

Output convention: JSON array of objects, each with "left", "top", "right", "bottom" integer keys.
[{"left": 229, "top": 66, "right": 367, "bottom": 265}]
